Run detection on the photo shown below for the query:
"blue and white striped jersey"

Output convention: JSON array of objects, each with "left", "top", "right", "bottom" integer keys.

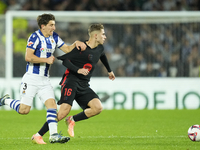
[{"left": 26, "top": 30, "right": 64, "bottom": 77}]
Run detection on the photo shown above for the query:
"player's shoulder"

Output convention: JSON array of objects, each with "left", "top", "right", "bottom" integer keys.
[
  {"left": 52, "top": 32, "right": 59, "bottom": 38},
  {"left": 71, "top": 47, "right": 81, "bottom": 53},
  {"left": 28, "top": 31, "right": 39, "bottom": 41},
  {"left": 97, "top": 44, "right": 104, "bottom": 51}
]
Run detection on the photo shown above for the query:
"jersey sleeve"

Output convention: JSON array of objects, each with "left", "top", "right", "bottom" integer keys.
[
  {"left": 100, "top": 53, "right": 112, "bottom": 72},
  {"left": 53, "top": 32, "right": 65, "bottom": 48},
  {"left": 57, "top": 49, "right": 80, "bottom": 73},
  {"left": 26, "top": 32, "right": 39, "bottom": 50},
  {"left": 62, "top": 59, "right": 79, "bottom": 73}
]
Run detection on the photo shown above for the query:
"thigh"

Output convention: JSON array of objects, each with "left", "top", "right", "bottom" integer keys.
[
  {"left": 57, "top": 82, "right": 77, "bottom": 106},
  {"left": 20, "top": 81, "right": 37, "bottom": 106},
  {"left": 76, "top": 88, "right": 99, "bottom": 110},
  {"left": 37, "top": 78, "right": 55, "bottom": 104}
]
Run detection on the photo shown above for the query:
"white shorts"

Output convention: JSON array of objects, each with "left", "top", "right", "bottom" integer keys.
[{"left": 20, "top": 73, "right": 55, "bottom": 106}]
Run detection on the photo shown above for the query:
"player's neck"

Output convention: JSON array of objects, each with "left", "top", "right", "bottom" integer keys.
[
  {"left": 40, "top": 30, "right": 50, "bottom": 38},
  {"left": 86, "top": 39, "right": 98, "bottom": 49}
]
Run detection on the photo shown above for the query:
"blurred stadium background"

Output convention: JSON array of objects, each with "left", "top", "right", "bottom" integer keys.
[{"left": 0, "top": 0, "right": 200, "bottom": 110}]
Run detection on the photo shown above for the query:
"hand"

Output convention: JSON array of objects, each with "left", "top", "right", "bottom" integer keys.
[
  {"left": 77, "top": 68, "right": 89, "bottom": 76},
  {"left": 46, "top": 56, "right": 55, "bottom": 64},
  {"left": 75, "top": 41, "right": 87, "bottom": 51},
  {"left": 108, "top": 71, "right": 115, "bottom": 81}
]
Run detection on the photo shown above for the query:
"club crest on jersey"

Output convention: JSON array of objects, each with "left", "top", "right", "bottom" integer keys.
[
  {"left": 28, "top": 41, "right": 33, "bottom": 46},
  {"left": 51, "top": 40, "right": 54, "bottom": 43},
  {"left": 40, "top": 48, "right": 45, "bottom": 52},
  {"left": 88, "top": 54, "right": 93, "bottom": 61}
]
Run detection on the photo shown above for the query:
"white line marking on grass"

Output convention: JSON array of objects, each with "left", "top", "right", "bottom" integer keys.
[
  {"left": 0, "top": 135, "right": 186, "bottom": 140},
  {"left": 78, "top": 135, "right": 186, "bottom": 139}
]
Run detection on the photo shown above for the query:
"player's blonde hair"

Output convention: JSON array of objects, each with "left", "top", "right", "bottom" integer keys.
[{"left": 88, "top": 24, "right": 104, "bottom": 36}]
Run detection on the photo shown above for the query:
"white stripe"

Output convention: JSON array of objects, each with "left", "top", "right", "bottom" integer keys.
[{"left": 36, "top": 31, "right": 47, "bottom": 76}]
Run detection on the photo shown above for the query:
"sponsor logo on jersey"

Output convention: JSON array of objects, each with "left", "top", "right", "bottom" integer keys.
[
  {"left": 83, "top": 63, "right": 92, "bottom": 71},
  {"left": 40, "top": 48, "right": 45, "bottom": 52},
  {"left": 40, "top": 48, "right": 52, "bottom": 53},
  {"left": 28, "top": 41, "right": 33, "bottom": 46},
  {"left": 88, "top": 54, "right": 93, "bottom": 61},
  {"left": 46, "top": 48, "right": 52, "bottom": 52}
]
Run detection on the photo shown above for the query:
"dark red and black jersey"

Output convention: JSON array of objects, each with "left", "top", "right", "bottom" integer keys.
[{"left": 58, "top": 43, "right": 111, "bottom": 86}]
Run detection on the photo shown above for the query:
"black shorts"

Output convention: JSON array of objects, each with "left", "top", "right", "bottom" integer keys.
[{"left": 57, "top": 79, "right": 99, "bottom": 110}]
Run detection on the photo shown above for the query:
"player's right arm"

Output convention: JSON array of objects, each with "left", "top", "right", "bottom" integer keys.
[
  {"left": 59, "top": 41, "right": 86, "bottom": 54},
  {"left": 25, "top": 48, "right": 55, "bottom": 64},
  {"left": 25, "top": 32, "right": 55, "bottom": 64}
]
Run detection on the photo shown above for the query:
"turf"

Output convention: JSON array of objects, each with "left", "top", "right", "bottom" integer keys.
[{"left": 0, "top": 109, "right": 200, "bottom": 150}]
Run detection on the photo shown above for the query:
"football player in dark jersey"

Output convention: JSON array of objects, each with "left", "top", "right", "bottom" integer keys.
[{"left": 35, "top": 23, "right": 115, "bottom": 139}]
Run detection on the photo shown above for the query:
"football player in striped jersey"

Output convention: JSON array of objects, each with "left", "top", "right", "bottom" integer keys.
[{"left": 0, "top": 13, "right": 86, "bottom": 144}]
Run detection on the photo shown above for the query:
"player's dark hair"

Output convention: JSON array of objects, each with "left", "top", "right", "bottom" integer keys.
[
  {"left": 37, "top": 14, "right": 55, "bottom": 29},
  {"left": 88, "top": 24, "right": 104, "bottom": 35}
]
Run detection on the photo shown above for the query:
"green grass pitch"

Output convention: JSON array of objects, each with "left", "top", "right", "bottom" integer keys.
[{"left": 0, "top": 109, "right": 200, "bottom": 150}]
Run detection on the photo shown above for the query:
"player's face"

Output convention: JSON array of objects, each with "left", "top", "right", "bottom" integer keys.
[
  {"left": 41, "top": 20, "right": 56, "bottom": 37},
  {"left": 97, "top": 29, "right": 106, "bottom": 45}
]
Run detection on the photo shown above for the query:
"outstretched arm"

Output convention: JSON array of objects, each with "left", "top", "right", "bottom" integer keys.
[
  {"left": 59, "top": 41, "right": 86, "bottom": 54},
  {"left": 100, "top": 53, "right": 115, "bottom": 80}
]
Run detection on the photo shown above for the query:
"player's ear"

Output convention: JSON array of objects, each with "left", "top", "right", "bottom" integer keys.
[
  {"left": 41, "top": 24, "right": 45, "bottom": 29},
  {"left": 94, "top": 33, "right": 98, "bottom": 39}
]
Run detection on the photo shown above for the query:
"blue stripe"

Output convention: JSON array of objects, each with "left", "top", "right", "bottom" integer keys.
[
  {"left": 53, "top": 32, "right": 64, "bottom": 48},
  {"left": 58, "top": 42, "right": 64, "bottom": 48},
  {"left": 32, "top": 40, "right": 41, "bottom": 74},
  {"left": 16, "top": 104, "right": 20, "bottom": 113},
  {"left": 26, "top": 32, "right": 38, "bottom": 49},
  {"left": 33, "top": 63, "right": 40, "bottom": 74},
  {"left": 47, "top": 109, "right": 57, "bottom": 113},
  {"left": 44, "top": 64, "right": 50, "bottom": 76},
  {"left": 53, "top": 33, "right": 58, "bottom": 43},
  {"left": 44, "top": 38, "right": 51, "bottom": 76},
  {"left": 13, "top": 100, "right": 20, "bottom": 109},
  {"left": 44, "top": 52, "right": 51, "bottom": 76},
  {"left": 38, "top": 30, "right": 43, "bottom": 36},
  {"left": 47, "top": 120, "right": 58, "bottom": 124},
  {"left": 47, "top": 114, "right": 57, "bottom": 118},
  {"left": 10, "top": 100, "right": 14, "bottom": 108},
  {"left": 26, "top": 62, "right": 30, "bottom": 72},
  {"left": 34, "top": 48, "right": 41, "bottom": 57},
  {"left": 45, "top": 38, "right": 52, "bottom": 49}
]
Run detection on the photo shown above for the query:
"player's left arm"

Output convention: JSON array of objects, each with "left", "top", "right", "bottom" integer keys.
[
  {"left": 59, "top": 41, "right": 86, "bottom": 53},
  {"left": 57, "top": 54, "right": 89, "bottom": 76},
  {"left": 100, "top": 53, "right": 115, "bottom": 81}
]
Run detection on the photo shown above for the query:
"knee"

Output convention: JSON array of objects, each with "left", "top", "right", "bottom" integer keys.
[
  {"left": 94, "top": 105, "right": 103, "bottom": 115},
  {"left": 57, "top": 103, "right": 71, "bottom": 121},
  {"left": 57, "top": 112, "right": 67, "bottom": 121},
  {"left": 45, "top": 99, "right": 57, "bottom": 109}
]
